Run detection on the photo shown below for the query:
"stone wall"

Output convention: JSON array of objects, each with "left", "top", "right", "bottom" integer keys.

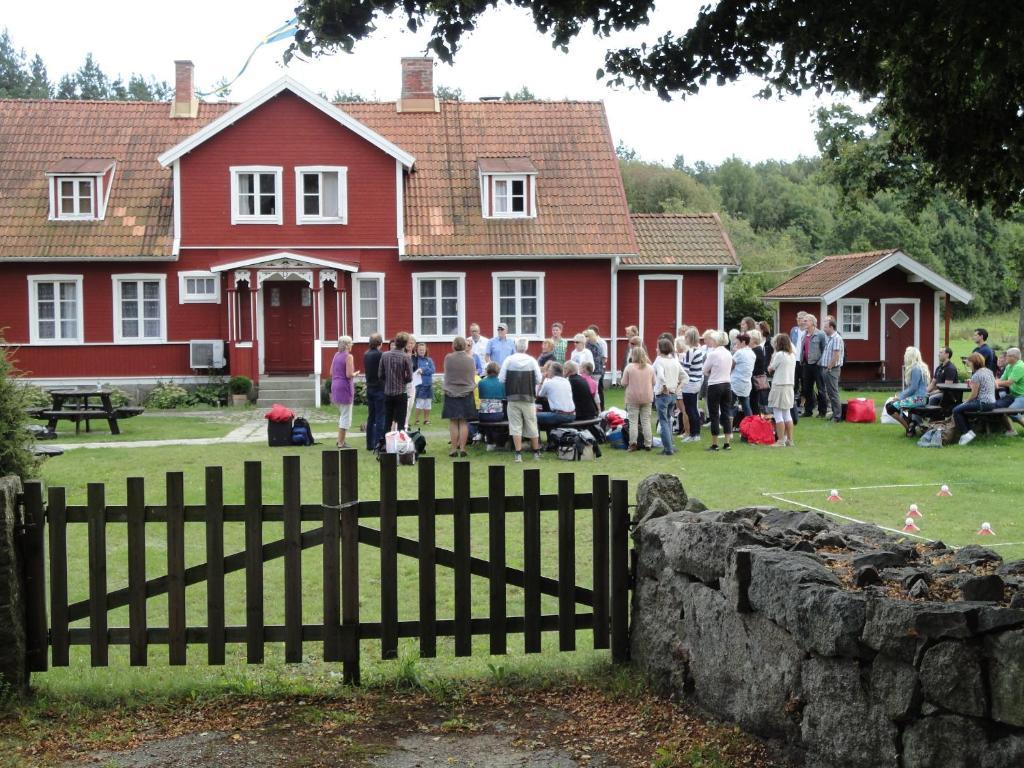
[
  {"left": 630, "top": 474, "right": 1024, "bottom": 768},
  {"left": 0, "top": 474, "right": 26, "bottom": 695}
]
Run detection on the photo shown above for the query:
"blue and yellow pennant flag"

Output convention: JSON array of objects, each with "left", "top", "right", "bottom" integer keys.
[{"left": 196, "top": 16, "right": 299, "bottom": 97}]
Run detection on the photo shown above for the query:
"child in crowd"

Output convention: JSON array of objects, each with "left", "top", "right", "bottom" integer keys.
[{"left": 412, "top": 342, "right": 435, "bottom": 427}]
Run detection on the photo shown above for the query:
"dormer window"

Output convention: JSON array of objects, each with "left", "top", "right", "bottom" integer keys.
[
  {"left": 46, "top": 158, "right": 115, "bottom": 221},
  {"left": 478, "top": 158, "right": 538, "bottom": 219}
]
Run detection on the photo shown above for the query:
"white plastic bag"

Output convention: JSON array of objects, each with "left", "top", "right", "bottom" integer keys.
[
  {"left": 385, "top": 430, "right": 414, "bottom": 454},
  {"left": 880, "top": 397, "right": 898, "bottom": 425}
]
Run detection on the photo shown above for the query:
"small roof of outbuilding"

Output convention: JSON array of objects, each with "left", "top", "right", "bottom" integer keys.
[
  {"left": 762, "top": 249, "right": 973, "bottom": 304},
  {"left": 626, "top": 213, "right": 739, "bottom": 267}
]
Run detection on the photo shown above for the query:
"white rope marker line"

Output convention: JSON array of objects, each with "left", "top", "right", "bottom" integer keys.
[
  {"left": 761, "top": 482, "right": 958, "bottom": 497},
  {"left": 766, "top": 494, "right": 935, "bottom": 544}
]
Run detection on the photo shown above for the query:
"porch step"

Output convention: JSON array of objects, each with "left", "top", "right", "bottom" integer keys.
[{"left": 257, "top": 376, "right": 317, "bottom": 408}]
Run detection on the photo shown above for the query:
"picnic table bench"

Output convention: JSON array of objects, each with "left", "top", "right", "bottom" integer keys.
[{"left": 28, "top": 387, "right": 144, "bottom": 436}]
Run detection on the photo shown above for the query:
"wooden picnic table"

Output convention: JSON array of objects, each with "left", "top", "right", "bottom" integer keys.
[{"left": 34, "top": 387, "right": 144, "bottom": 436}]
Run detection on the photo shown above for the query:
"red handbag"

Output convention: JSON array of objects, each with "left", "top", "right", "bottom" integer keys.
[
  {"left": 845, "top": 398, "right": 877, "bottom": 423},
  {"left": 739, "top": 415, "right": 776, "bottom": 445}
]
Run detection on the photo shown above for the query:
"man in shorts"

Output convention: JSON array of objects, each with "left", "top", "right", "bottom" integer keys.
[{"left": 498, "top": 337, "right": 543, "bottom": 462}]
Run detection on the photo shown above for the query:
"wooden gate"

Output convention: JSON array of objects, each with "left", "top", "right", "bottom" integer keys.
[{"left": 18, "top": 451, "right": 631, "bottom": 684}]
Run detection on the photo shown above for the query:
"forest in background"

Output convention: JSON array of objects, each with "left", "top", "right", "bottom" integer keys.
[{"left": 619, "top": 107, "right": 1023, "bottom": 329}]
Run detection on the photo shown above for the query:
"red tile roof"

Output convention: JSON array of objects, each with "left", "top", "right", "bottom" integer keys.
[
  {"left": 0, "top": 99, "right": 232, "bottom": 260},
  {"left": 627, "top": 213, "right": 739, "bottom": 266},
  {"left": 477, "top": 157, "right": 538, "bottom": 174},
  {"left": 46, "top": 158, "right": 116, "bottom": 174},
  {"left": 0, "top": 95, "right": 637, "bottom": 261},
  {"left": 762, "top": 250, "right": 900, "bottom": 299}
]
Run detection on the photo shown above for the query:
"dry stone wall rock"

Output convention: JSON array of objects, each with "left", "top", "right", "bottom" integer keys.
[{"left": 630, "top": 473, "right": 1024, "bottom": 768}]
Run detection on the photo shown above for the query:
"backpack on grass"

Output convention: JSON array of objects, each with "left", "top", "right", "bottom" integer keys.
[{"left": 290, "top": 417, "right": 315, "bottom": 446}]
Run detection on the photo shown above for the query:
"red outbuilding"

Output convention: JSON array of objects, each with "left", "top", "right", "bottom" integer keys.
[
  {"left": 0, "top": 58, "right": 732, "bottom": 404},
  {"left": 761, "top": 249, "right": 973, "bottom": 383}
]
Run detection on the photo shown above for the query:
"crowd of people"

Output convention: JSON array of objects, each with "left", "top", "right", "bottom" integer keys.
[{"left": 329, "top": 318, "right": 1023, "bottom": 458}]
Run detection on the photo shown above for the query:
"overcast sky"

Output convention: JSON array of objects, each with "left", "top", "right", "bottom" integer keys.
[{"left": 3, "top": 1, "right": 863, "bottom": 166}]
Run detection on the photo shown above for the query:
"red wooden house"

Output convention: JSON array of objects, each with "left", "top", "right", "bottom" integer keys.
[
  {"left": 0, "top": 58, "right": 732, "bottom": 404},
  {"left": 761, "top": 249, "right": 973, "bottom": 382}
]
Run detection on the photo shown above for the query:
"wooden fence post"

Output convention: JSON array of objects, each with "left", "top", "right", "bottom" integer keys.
[
  {"left": 557, "top": 472, "right": 576, "bottom": 652},
  {"left": 166, "top": 472, "right": 186, "bottom": 666},
  {"left": 523, "top": 468, "right": 542, "bottom": 654},
  {"left": 610, "top": 478, "right": 630, "bottom": 664},
  {"left": 453, "top": 461, "right": 472, "bottom": 657},
  {"left": 127, "top": 477, "right": 148, "bottom": 667},
  {"left": 21, "top": 481, "right": 48, "bottom": 674},
  {"left": 283, "top": 454, "right": 303, "bottom": 663},
  {"left": 338, "top": 449, "right": 360, "bottom": 684},
  {"left": 487, "top": 464, "right": 506, "bottom": 656},
  {"left": 244, "top": 461, "right": 264, "bottom": 664},
  {"left": 87, "top": 483, "right": 108, "bottom": 667},
  {"left": 205, "top": 467, "right": 225, "bottom": 666},
  {"left": 379, "top": 452, "right": 398, "bottom": 660},
  {"left": 322, "top": 450, "right": 341, "bottom": 664},
  {"left": 417, "top": 457, "right": 437, "bottom": 659},
  {"left": 591, "top": 474, "right": 610, "bottom": 650},
  {"left": 47, "top": 486, "right": 69, "bottom": 667}
]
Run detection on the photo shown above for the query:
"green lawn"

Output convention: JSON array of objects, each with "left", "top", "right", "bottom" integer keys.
[
  {"left": 33, "top": 414, "right": 235, "bottom": 443},
  {"left": 949, "top": 310, "right": 1020, "bottom": 371},
  {"left": 25, "top": 382, "right": 1023, "bottom": 702}
]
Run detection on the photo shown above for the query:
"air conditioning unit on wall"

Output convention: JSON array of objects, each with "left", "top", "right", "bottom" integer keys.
[{"left": 189, "top": 340, "right": 226, "bottom": 369}]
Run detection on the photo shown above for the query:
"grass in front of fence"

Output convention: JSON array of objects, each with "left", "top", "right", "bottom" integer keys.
[
  {"left": 34, "top": 414, "right": 236, "bottom": 443},
  {"left": 27, "top": 384, "right": 1023, "bottom": 701}
]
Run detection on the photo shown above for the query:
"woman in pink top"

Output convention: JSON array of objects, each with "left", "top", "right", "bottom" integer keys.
[
  {"left": 620, "top": 346, "right": 656, "bottom": 451},
  {"left": 701, "top": 330, "right": 734, "bottom": 451}
]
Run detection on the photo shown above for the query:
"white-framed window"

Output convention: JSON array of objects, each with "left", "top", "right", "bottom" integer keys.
[
  {"left": 27, "top": 275, "right": 83, "bottom": 345},
  {"left": 493, "top": 272, "right": 544, "bottom": 338},
  {"left": 113, "top": 274, "right": 167, "bottom": 343},
  {"left": 230, "top": 166, "right": 283, "bottom": 224},
  {"left": 413, "top": 273, "right": 465, "bottom": 340},
  {"left": 55, "top": 177, "right": 96, "bottom": 220},
  {"left": 352, "top": 273, "right": 385, "bottom": 341},
  {"left": 481, "top": 174, "right": 536, "bottom": 219},
  {"left": 837, "top": 299, "right": 869, "bottom": 340},
  {"left": 295, "top": 166, "right": 348, "bottom": 224},
  {"left": 178, "top": 271, "right": 221, "bottom": 303}
]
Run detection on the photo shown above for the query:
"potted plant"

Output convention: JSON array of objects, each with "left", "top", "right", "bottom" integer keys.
[{"left": 228, "top": 375, "right": 252, "bottom": 406}]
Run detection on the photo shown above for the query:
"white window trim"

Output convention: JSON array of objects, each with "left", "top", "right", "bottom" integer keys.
[
  {"left": 112, "top": 273, "right": 167, "bottom": 344},
  {"left": 50, "top": 176, "right": 96, "bottom": 221},
  {"left": 230, "top": 165, "right": 283, "bottom": 225},
  {"left": 178, "top": 270, "right": 221, "bottom": 304},
  {"left": 412, "top": 272, "right": 466, "bottom": 342},
  {"left": 352, "top": 272, "right": 386, "bottom": 343},
  {"left": 481, "top": 173, "right": 537, "bottom": 220},
  {"left": 492, "top": 271, "right": 545, "bottom": 340},
  {"left": 837, "top": 298, "right": 869, "bottom": 340},
  {"left": 27, "top": 274, "right": 84, "bottom": 345},
  {"left": 294, "top": 166, "right": 348, "bottom": 225},
  {"left": 638, "top": 274, "right": 684, "bottom": 344}
]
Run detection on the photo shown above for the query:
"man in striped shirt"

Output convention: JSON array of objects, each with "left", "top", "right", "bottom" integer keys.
[
  {"left": 380, "top": 332, "right": 413, "bottom": 432},
  {"left": 822, "top": 318, "right": 845, "bottom": 423}
]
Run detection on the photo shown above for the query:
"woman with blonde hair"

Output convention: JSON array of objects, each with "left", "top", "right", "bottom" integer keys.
[
  {"left": 674, "top": 335, "right": 689, "bottom": 435},
  {"left": 620, "top": 345, "right": 656, "bottom": 451},
  {"left": 768, "top": 333, "right": 797, "bottom": 447},
  {"left": 885, "top": 346, "right": 932, "bottom": 436},
  {"left": 680, "top": 327, "right": 706, "bottom": 442},
  {"left": 331, "top": 335, "right": 357, "bottom": 448}
]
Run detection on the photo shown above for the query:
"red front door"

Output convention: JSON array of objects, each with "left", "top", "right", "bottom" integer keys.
[
  {"left": 264, "top": 281, "right": 314, "bottom": 373},
  {"left": 884, "top": 302, "right": 915, "bottom": 381},
  {"left": 641, "top": 279, "right": 680, "bottom": 355}
]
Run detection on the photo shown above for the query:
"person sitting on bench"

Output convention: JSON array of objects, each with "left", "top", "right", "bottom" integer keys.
[
  {"left": 537, "top": 362, "right": 575, "bottom": 429},
  {"left": 564, "top": 361, "right": 599, "bottom": 422},
  {"left": 994, "top": 347, "right": 1024, "bottom": 436},
  {"left": 954, "top": 352, "right": 997, "bottom": 446},
  {"left": 927, "top": 346, "right": 959, "bottom": 409},
  {"left": 884, "top": 346, "right": 931, "bottom": 437},
  {"left": 477, "top": 361, "right": 506, "bottom": 449}
]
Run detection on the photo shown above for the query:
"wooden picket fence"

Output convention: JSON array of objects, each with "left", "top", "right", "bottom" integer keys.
[{"left": 18, "top": 450, "right": 631, "bottom": 684}]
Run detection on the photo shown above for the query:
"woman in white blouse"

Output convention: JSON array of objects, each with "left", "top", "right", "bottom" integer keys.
[{"left": 768, "top": 333, "right": 797, "bottom": 447}]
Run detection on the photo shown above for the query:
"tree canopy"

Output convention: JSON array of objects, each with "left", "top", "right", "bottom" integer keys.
[
  {"left": 292, "top": 1, "right": 1024, "bottom": 212},
  {"left": 0, "top": 29, "right": 169, "bottom": 101}
]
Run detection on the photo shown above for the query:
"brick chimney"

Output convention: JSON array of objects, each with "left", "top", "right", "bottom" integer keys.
[
  {"left": 171, "top": 60, "right": 199, "bottom": 118},
  {"left": 397, "top": 57, "right": 438, "bottom": 113}
]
